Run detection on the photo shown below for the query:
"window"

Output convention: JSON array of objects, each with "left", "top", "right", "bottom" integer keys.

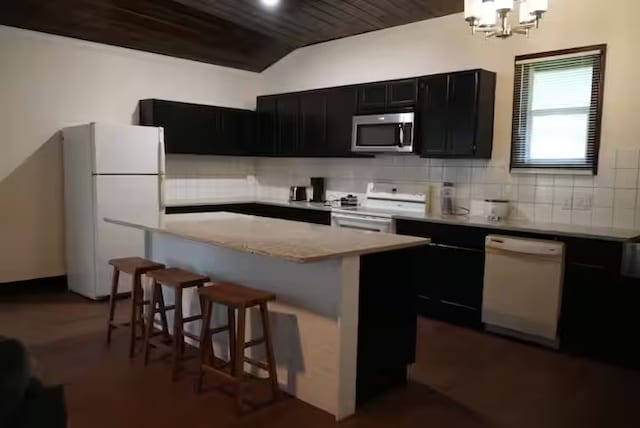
[{"left": 511, "top": 45, "right": 606, "bottom": 174}]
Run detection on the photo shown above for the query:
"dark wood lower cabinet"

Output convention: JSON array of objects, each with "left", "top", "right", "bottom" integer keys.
[
  {"left": 397, "top": 221, "right": 484, "bottom": 328},
  {"left": 396, "top": 218, "right": 640, "bottom": 369},
  {"left": 357, "top": 248, "right": 418, "bottom": 406},
  {"left": 165, "top": 203, "right": 331, "bottom": 226}
]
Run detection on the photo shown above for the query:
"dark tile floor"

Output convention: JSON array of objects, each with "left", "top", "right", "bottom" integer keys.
[{"left": 1, "top": 291, "right": 639, "bottom": 427}]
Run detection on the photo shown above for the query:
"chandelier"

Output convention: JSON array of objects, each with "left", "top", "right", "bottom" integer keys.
[{"left": 464, "top": 0, "right": 549, "bottom": 38}]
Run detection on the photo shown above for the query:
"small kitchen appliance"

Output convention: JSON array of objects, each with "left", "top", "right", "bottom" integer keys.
[
  {"left": 351, "top": 112, "right": 414, "bottom": 153},
  {"left": 289, "top": 186, "right": 308, "bottom": 202},
  {"left": 310, "top": 177, "right": 326, "bottom": 203},
  {"left": 440, "top": 182, "right": 456, "bottom": 215},
  {"left": 484, "top": 200, "right": 510, "bottom": 221},
  {"left": 340, "top": 194, "right": 359, "bottom": 207}
]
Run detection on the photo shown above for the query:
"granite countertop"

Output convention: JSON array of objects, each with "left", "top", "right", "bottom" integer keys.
[
  {"left": 164, "top": 198, "right": 640, "bottom": 242},
  {"left": 106, "top": 212, "right": 429, "bottom": 263}
]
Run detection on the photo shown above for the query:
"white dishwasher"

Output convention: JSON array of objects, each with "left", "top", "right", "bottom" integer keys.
[{"left": 482, "top": 235, "right": 565, "bottom": 348}]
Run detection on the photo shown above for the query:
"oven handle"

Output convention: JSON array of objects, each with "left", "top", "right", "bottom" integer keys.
[{"left": 331, "top": 214, "right": 392, "bottom": 224}]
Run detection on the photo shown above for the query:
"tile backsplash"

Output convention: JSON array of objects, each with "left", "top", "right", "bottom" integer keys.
[
  {"left": 164, "top": 155, "right": 255, "bottom": 201},
  {"left": 165, "top": 146, "right": 640, "bottom": 230}
]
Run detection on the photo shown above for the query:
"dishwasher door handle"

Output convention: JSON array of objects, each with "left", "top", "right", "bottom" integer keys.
[{"left": 486, "top": 236, "right": 564, "bottom": 257}]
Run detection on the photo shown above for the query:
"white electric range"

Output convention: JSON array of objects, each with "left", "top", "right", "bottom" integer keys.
[{"left": 331, "top": 183, "right": 426, "bottom": 233}]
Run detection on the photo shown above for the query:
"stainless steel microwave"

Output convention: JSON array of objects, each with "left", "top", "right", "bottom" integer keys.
[{"left": 351, "top": 112, "right": 414, "bottom": 153}]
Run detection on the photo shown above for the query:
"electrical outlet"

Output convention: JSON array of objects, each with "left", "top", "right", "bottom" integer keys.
[
  {"left": 573, "top": 195, "right": 593, "bottom": 211},
  {"left": 560, "top": 196, "right": 573, "bottom": 210}
]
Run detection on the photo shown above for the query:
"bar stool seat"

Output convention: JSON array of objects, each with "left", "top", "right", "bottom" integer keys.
[
  {"left": 143, "top": 268, "right": 210, "bottom": 381},
  {"left": 106, "top": 257, "right": 165, "bottom": 358},
  {"left": 197, "top": 282, "right": 278, "bottom": 412}
]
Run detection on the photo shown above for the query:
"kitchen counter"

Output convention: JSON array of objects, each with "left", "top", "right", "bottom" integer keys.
[
  {"left": 393, "top": 212, "right": 640, "bottom": 242},
  {"left": 106, "top": 212, "right": 428, "bottom": 263},
  {"left": 164, "top": 198, "right": 640, "bottom": 242}
]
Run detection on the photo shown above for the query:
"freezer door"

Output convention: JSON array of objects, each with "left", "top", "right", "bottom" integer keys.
[
  {"left": 92, "top": 123, "right": 164, "bottom": 175},
  {"left": 93, "top": 175, "right": 161, "bottom": 298}
]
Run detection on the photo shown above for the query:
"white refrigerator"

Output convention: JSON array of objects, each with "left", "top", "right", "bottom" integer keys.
[{"left": 62, "top": 123, "right": 165, "bottom": 299}]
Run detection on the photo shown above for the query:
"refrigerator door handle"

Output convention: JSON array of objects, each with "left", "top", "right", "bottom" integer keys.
[
  {"left": 158, "top": 127, "right": 166, "bottom": 175},
  {"left": 158, "top": 175, "right": 165, "bottom": 211}
]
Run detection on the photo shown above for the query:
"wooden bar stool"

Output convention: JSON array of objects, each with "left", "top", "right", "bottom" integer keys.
[
  {"left": 143, "top": 268, "right": 210, "bottom": 381},
  {"left": 106, "top": 257, "right": 165, "bottom": 358},
  {"left": 197, "top": 283, "right": 278, "bottom": 411}
]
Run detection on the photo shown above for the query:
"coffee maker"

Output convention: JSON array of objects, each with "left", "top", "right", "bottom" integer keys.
[{"left": 310, "top": 177, "right": 326, "bottom": 203}]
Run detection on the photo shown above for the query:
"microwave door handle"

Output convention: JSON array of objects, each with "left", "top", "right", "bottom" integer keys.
[{"left": 397, "top": 124, "right": 404, "bottom": 147}]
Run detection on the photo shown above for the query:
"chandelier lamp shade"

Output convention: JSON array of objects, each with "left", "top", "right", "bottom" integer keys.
[{"left": 464, "top": 0, "right": 549, "bottom": 38}]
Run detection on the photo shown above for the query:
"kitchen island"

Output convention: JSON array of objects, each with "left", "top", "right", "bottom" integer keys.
[{"left": 106, "top": 212, "right": 428, "bottom": 420}]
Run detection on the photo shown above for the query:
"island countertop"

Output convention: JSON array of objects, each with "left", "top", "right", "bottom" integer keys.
[{"left": 105, "top": 212, "right": 429, "bottom": 263}]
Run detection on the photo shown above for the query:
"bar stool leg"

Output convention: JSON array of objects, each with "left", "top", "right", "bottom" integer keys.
[
  {"left": 197, "top": 301, "right": 213, "bottom": 393},
  {"left": 106, "top": 267, "right": 120, "bottom": 345},
  {"left": 143, "top": 281, "right": 160, "bottom": 366},
  {"left": 156, "top": 285, "right": 170, "bottom": 340},
  {"left": 129, "top": 273, "right": 142, "bottom": 359},
  {"left": 260, "top": 303, "right": 279, "bottom": 399},
  {"left": 234, "top": 307, "right": 246, "bottom": 412},
  {"left": 172, "top": 287, "right": 184, "bottom": 382},
  {"left": 227, "top": 306, "right": 236, "bottom": 376},
  {"left": 135, "top": 275, "right": 146, "bottom": 343}
]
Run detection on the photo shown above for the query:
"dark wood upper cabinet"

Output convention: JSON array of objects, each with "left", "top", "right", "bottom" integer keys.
[
  {"left": 255, "top": 96, "right": 277, "bottom": 155},
  {"left": 417, "top": 75, "right": 449, "bottom": 157},
  {"left": 326, "top": 86, "right": 358, "bottom": 155},
  {"left": 139, "top": 99, "right": 252, "bottom": 155},
  {"left": 256, "top": 86, "right": 365, "bottom": 157},
  {"left": 276, "top": 94, "right": 300, "bottom": 155},
  {"left": 358, "top": 83, "right": 388, "bottom": 113},
  {"left": 146, "top": 69, "right": 495, "bottom": 159},
  {"left": 219, "top": 108, "right": 255, "bottom": 155},
  {"left": 357, "top": 79, "right": 417, "bottom": 114},
  {"left": 300, "top": 91, "right": 328, "bottom": 155},
  {"left": 417, "top": 70, "right": 496, "bottom": 159},
  {"left": 388, "top": 79, "right": 418, "bottom": 109}
]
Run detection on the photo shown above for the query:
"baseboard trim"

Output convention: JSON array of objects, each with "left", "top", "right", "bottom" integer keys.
[{"left": 0, "top": 275, "right": 68, "bottom": 295}]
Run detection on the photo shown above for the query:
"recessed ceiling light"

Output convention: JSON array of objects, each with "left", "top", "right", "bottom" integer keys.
[{"left": 260, "top": 0, "right": 280, "bottom": 8}]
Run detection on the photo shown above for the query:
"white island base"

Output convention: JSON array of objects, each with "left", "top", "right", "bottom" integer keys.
[{"left": 148, "top": 232, "right": 360, "bottom": 420}]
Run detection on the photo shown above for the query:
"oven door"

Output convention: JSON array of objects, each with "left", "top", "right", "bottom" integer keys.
[
  {"left": 331, "top": 213, "right": 394, "bottom": 233},
  {"left": 352, "top": 113, "right": 414, "bottom": 153}
]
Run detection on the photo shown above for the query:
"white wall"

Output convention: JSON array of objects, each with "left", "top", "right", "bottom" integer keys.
[
  {"left": 0, "top": 25, "right": 262, "bottom": 282},
  {"left": 254, "top": 0, "right": 640, "bottom": 229}
]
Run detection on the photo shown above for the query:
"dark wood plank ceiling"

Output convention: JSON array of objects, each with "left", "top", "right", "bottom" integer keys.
[{"left": 1, "top": 0, "right": 463, "bottom": 72}]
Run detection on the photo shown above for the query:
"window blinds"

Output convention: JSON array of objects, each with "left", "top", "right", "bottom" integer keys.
[{"left": 511, "top": 46, "right": 606, "bottom": 173}]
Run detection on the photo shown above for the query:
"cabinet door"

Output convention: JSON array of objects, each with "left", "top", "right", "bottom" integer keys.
[
  {"left": 418, "top": 75, "right": 449, "bottom": 157},
  {"left": 300, "top": 91, "right": 327, "bottom": 155},
  {"left": 388, "top": 79, "right": 417, "bottom": 109},
  {"left": 159, "top": 101, "right": 219, "bottom": 155},
  {"left": 447, "top": 71, "right": 478, "bottom": 156},
  {"left": 219, "top": 109, "right": 255, "bottom": 155},
  {"left": 238, "top": 110, "right": 256, "bottom": 155},
  {"left": 277, "top": 94, "right": 300, "bottom": 155},
  {"left": 218, "top": 108, "right": 239, "bottom": 155},
  {"left": 256, "top": 97, "right": 277, "bottom": 155},
  {"left": 434, "top": 245, "right": 484, "bottom": 310},
  {"left": 326, "top": 86, "right": 357, "bottom": 155},
  {"left": 357, "top": 83, "right": 388, "bottom": 113}
]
